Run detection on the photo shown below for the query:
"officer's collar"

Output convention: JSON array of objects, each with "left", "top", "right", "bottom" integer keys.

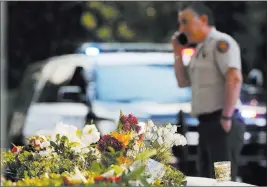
[
  {"left": 207, "top": 27, "right": 217, "bottom": 38},
  {"left": 196, "top": 27, "right": 216, "bottom": 46}
]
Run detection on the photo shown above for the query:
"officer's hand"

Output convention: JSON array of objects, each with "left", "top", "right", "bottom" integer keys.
[
  {"left": 220, "top": 119, "right": 232, "bottom": 133},
  {"left": 171, "top": 32, "right": 184, "bottom": 55}
]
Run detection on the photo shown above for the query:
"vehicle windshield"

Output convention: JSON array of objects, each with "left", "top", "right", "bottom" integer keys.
[{"left": 94, "top": 64, "right": 192, "bottom": 103}]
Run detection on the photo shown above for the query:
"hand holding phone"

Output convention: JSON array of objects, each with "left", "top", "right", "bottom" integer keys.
[{"left": 171, "top": 32, "right": 188, "bottom": 55}]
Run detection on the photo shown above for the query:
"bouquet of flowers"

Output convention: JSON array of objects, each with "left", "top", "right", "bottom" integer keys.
[
  {"left": 144, "top": 120, "right": 187, "bottom": 164},
  {"left": 1, "top": 111, "right": 187, "bottom": 186}
]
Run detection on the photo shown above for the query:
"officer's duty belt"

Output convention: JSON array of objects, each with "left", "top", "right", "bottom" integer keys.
[{"left": 197, "top": 109, "right": 239, "bottom": 123}]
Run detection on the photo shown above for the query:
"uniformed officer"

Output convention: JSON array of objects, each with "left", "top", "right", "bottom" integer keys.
[{"left": 171, "top": 3, "right": 245, "bottom": 181}]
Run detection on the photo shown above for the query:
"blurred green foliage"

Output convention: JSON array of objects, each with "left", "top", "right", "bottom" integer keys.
[
  {"left": 81, "top": 12, "right": 97, "bottom": 30},
  {"left": 82, "top": 1, "right": 136, "bottom": 41}
]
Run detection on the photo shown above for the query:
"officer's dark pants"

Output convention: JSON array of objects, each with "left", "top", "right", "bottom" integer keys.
[{"left": 197, "top": 109, "right": 245, "bottom": 181}]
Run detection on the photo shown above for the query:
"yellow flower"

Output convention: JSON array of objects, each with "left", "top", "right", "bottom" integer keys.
[
  {"left": 110, "top": 132, "right": 131, "bottom": 148},
  {"left": 153, "top": 178, "right": 162, "bottom": 186},
  {"left": 117, "top": 157, "right": 133, "bottom": 164}
]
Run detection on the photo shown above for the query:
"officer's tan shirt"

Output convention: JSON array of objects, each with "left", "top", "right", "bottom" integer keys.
[{"left": 186, "top": 28, "right": 242, "bottom": 116}]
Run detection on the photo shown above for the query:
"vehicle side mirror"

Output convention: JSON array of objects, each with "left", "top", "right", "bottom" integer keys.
[{"left": 57, "top": 86, "right": 82, "bottom": 102}]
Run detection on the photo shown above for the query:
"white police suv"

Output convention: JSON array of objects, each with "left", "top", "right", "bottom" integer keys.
[{"left": 8, "top": 43, "right": 266, "bottom": 147}]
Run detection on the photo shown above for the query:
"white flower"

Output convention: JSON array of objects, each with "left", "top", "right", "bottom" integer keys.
[
  {"left": 35, "top": 140, "right": 41, "bottom": 145},
  {"left": 157, "top": 137, "right": 164, "bottom": 145},
  {"left": 33, "top": 153, "right": 38, "bottom": 159},
  {"left": 94, "top": 149, "right": 101, "bottom": 157},
  {"left": 145, "top": 132, "right": 153, "bottom": 140},
  {"left": 39, "top": 135, "right": 48, "bottom": 142},
  {"left": 165, "top": 123, "right": 172, "bottom": 130},
  {"left": 71, "top": 146, "right": 82, "bottom": 153},
  {"left": 133, "top": 143, "right": 139, "bottom": 151},
  {"left": 126, "top": 150, "right": 136, "bottom": 157},
  {"left": 163, "top": 128, "right": 170, "bottom": 136},
  {"left": 173, "top": 134, "right": 187, "bottom": 146},
  {"left": 82, "top": 124, "right": 98, "bottom": 136},
  {"left": 171, "top": 125, "right": 177, "bottom": 133},
  {"left": 51, "top": 122, "right": 81, "bottom": 144},
  {"left": 179, "top": 134, "right": 187, "bottom": 146},
  {"left": 157, "top": 127, "right": 163, "bottom": 137},
  {"left": 44, "top": 173, "right": 49, "bottom": 178},
  {"left": 70, "top": 142, "right": 90, "bottom": 153},
  {"left": 69, "top": 167, "right": 87, "bottom": 183},
  {"left": 137, "top": 122, "right": 146, "bottom": 135},
  {"left": 93, "top": 149, "right": 101, "bottom": 160},
  {"left": 84, "top": 147, "right": 101, "bottom": 159},
  {"left": 81, "top": 148, "right": 90, "bottom": 154},
  {"left": 39, "top": 150, "right": 51, "bottom": 157},
  {"left": 147, "top": 120, "right": 154, "bottom": 127},
  {"left": 164, "top": 133, "right": 175, "bottom": 146},
  {"left": 82, "top": 124, "right": 100, "bottom": 145},
  {"left": 152, "top": 125, "right": 158, "bottom": 132},
  {"left": 147, "top": 120, "right": 155, "bottom": 131},
  {"left": 151, "top": 134, "right": 158, "bottom": 142},
  {"left": 40, "top": 141, "right": 50, "bottom": 149}
]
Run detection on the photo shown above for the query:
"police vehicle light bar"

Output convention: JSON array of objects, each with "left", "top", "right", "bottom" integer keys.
[
  {"left": 85, "top": 47, "right": 100, "bottom": 56},
  {"left": 77, "top": 42, "right": 173, "bottom": 54}
]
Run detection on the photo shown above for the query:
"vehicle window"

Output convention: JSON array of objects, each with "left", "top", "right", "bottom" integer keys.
[
  {"left": 94, "top": 64, "right": 192, "bottom": 103},
  {"left": 35, "top": 65, "right": 86, "bottom": 103}
]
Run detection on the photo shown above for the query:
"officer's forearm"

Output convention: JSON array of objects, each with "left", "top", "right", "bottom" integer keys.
[
  {"left": 174, "top": 59, "right": 190, "bottom": 88},
  {"left": 222, "top": 68, "right": 243, "bottom": 117}
]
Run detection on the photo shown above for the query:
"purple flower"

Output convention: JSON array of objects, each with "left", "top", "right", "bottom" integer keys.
[
  {"left": 97, "top": 135, "right": 123, "bottom": 152},
  {"left": 119, "top": 113, "right": 139, "bottom": 132},
  {"left": 134, "top": 125, "right": 141, "bottom": 133}
]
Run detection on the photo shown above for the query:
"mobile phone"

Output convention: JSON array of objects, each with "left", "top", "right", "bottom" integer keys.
[{"left": 176, "top": 32, "right": 188, "bottom": 45}]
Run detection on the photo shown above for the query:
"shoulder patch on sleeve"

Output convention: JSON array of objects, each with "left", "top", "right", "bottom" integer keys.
[{"left": 216, "top": 40, "right": 229, "bottom": 53}]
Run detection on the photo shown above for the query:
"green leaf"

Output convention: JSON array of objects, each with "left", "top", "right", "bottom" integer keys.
[
  {"left": 126, "top": 166, "right": 146, "bottom": 181},
  {"left": 101, "top": 152, "right": 117, "bottom": 167},
  {"left": 140, "top": 176, "right": 150, "bottom": 186},
  {"left": 76, "top": 130, "right": 82, "bottom": 138},
  {"left": 120, "top": 110, "right": 123, "bottom": 117},
  {"left": 56, "top": 134, "right": 60, "bottom": 142},
  {"left": 135, "top": 149, "right": 157, "bottom": 161},
  {"left": 111, "top": 165, "right": 124, "bottom": 175},
  {"left": 60, "top": 136, "right": 69, "bottom": 144},
  {"left": 23, "top": 170, "right": 29, "bottom": 178},
  {"left": 50, "top": 141, "right": 57, "bottom": 148},
  {"left": 107, "top": 146, "right": 115, "bottom": 153},
  {"left": 90, "top": 161, "right": 102, "bottom": 174},
  {"left": 90, "top": 119, "right": 94, "bottom": 124},
  {"left": 69, "top": 142, "right": 81, "bottom": 147}
]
